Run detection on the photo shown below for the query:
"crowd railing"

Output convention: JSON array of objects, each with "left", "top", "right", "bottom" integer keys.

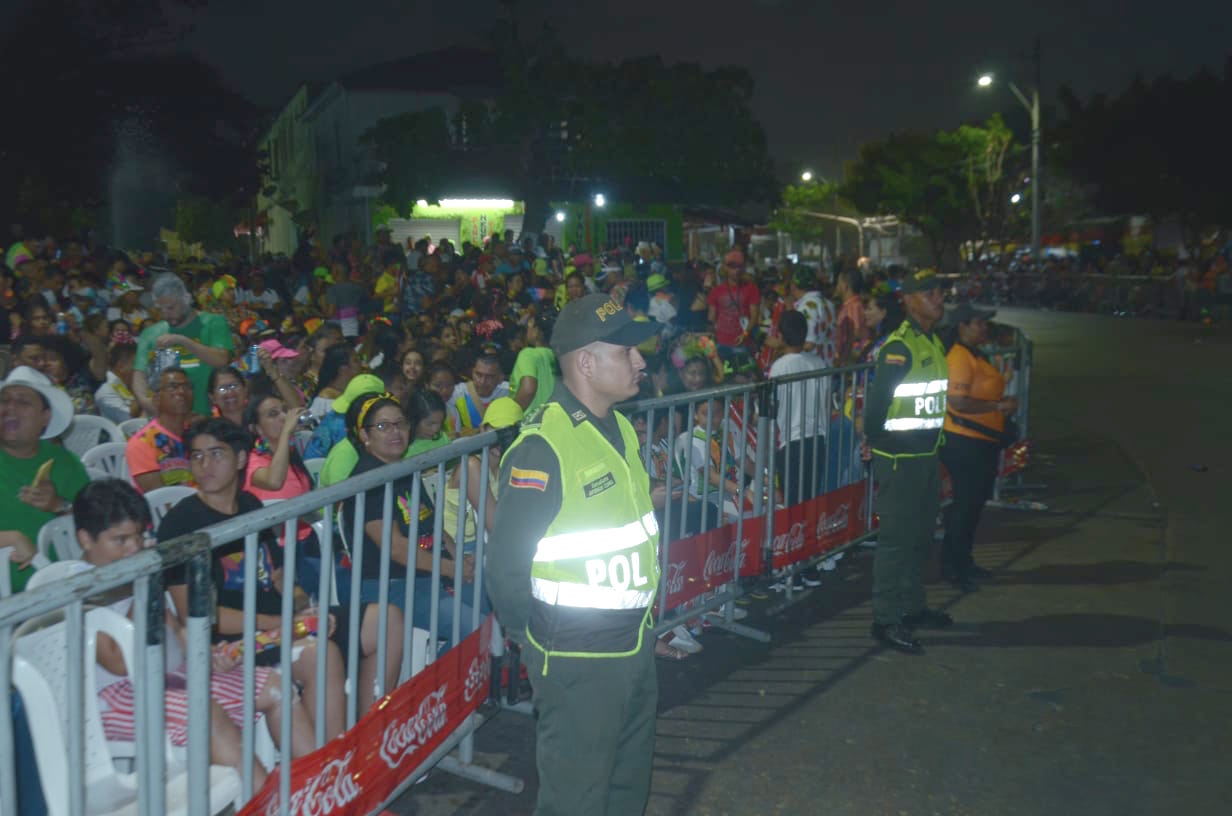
[
  {"left": 1, "top": 432, "right": 517, "bottom": 816},
  {"left": 2, "top": 336, "right": 1037, "bottom": 815}
]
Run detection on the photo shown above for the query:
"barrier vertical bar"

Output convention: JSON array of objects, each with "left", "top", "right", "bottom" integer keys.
[
  {"left": 459, "top": 443, "right": 491, "bottom": 768},
  {"left": 279, "top": 518, "right": 299, "bottom": 814},
  {"left": 761, "top": 382, "right": 777, "bottom": 576},
  {"left": 452, "top": 450, "right": 467, "bottom": 651},
  {"left": 376, "top": 482, "right": 394, "bottom": 701},
  {"left": 428, "top": 465, "right": 447, "bottom": 663},
  {"left": 659, "top": 407, "right": 676, "bottom": 622},
  {"left": 240, "top": 531, "right": 259, "bottom": 802},
  {"left": 347, "top": 493, "right": 366, "bottom": 728},
  {"left": 138, "top": 571, "right": 167, "bottom": 816},
  {"left": 66, "top": 599, "right": 84, "bottom": 816},
  {"left": 401, "top": 473, "right": 422, "bottom": 681},
  {"left": 186, "top": 548, "right": 213, "bottom": 816},
  {"left": 132, "top": 572, "right": 151, "bottom": 815},
  {"left": 315, "top": 503, "right": 334, "bottom": 748},
  {"left": 0, "top": 624, "right": 14, "bottom": 816}
]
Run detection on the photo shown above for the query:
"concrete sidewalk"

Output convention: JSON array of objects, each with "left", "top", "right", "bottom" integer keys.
[{"left": 399, "top": 310, "right": 1232, "bottom": 815}]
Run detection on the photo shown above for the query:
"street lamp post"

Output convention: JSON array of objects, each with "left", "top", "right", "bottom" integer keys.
[{"left": 979, "top": 38, "right": 1042, "bottom": 269}]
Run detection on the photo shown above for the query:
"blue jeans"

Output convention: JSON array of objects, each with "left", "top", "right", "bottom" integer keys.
[{"left": 335, "top": 572, "right": 487, "bottom": 649}]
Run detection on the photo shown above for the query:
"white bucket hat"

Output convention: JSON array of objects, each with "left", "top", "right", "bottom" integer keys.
[{"left": 0, "top": 366, "right": 74, "bottom": 439}]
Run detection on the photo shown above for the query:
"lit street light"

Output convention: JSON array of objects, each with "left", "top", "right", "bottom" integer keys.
[
  {"left": 801, "top": 170, "right": 813, "bottom": 182},
  {"left": 1011, "top": 193, "right": 1022, "bottom": 204},
  {"left": 555, "top": 211, "right": 566, "bottom": 222},
  {"left": 593, "top": 193, "right": 606, "bottom": 208},
  {"left": 977, "top": 38, "right": 1042, "bottom": 269}
]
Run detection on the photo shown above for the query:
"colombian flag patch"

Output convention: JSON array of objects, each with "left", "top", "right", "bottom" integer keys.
[{"left": 509, "top": 467, "right": 549, "bottom": 491}]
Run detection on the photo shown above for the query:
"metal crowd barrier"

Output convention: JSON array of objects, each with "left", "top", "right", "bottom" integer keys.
[
  {"left": 618, "top": 361, "right": 877, "bottom": 630},
  {"left": 0, "top": 431, "right": 519, "bottom": 816},
  {"left": 2, "top": 345, "right": 1034, "bottom": 815}
]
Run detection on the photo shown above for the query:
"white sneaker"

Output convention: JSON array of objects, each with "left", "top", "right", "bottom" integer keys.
[
  {"left": 800, "top": 570, "right": 822, "bottom": 587},
  {"left": 707, "top": 604, "right": 748, "bottom": 621},
  {"left": 820, "top": 552, "right": 844, "bottom": 571},
  {"left": 667, "top": 625, "right": 703, "bottom": 654}
]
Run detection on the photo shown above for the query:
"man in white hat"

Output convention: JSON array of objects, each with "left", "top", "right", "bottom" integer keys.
[{"left": 0, "top": 366, "right": 88, "bottom": 591}]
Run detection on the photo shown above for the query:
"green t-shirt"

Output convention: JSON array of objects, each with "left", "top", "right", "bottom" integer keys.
[
  {"left": 0, "top": 441, "right": 90, "bottom": 592},
  {"left": 510, "top": 346, "right": 557, "bottom": 415},
  {"left": 135, "top": 312, "right": 235, "bottom": 415}
]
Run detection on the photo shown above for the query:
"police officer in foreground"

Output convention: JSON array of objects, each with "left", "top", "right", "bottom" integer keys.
[
  {"left": 487, "top": 292, "right": 660, "bottom": 815},
  {"left": 863, "top": 269, "right": 953, "bottom": 654}
]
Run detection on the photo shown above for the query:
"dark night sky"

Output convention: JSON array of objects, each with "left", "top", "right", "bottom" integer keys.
[{"left": 91, "top": 0, "right": 1232, "bottom": 179}]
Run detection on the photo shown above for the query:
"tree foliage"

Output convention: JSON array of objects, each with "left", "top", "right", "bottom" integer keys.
[
  {"left": 360, "top": 20, "right": 776, "bottom": 240},
  {"left": 839, "top": 130, "right": 969, "bottom": 267},
  {"left": 0, "top": 0, "right": 261, "bottom": 242},
  {"left": 1054, "top": 60, "right": 1232, "bottom": 246}
]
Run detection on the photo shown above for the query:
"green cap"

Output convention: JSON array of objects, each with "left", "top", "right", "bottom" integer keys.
[
  {"left": 647, "top": 273, "right": 669, "bottom": 292},
  {"left": 333, "top": 374, "right": 386, "bottom": 413}
]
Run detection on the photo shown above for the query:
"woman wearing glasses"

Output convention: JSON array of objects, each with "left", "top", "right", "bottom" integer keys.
[{"left": 341, "top": 393, "right": 477, "bottom": 647}]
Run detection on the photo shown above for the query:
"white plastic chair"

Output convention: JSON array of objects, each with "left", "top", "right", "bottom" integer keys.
[
  {"left": 11, "top": 607, "right": 240, "bottom": 816},
  {"left": 302, "top": 457, "right": 325, "bottom": 487},
  {"left": 61, "top": 415, "right": 125, "bottom": 457},
  {"left": 86, "top": 464, "right": 111, "bottom": 482},
  {"left": 81, "top": 442, "right": 131, "bottom": 483},
  {"left": 37, "top": 514, "right": 81, "bottom": 562},
  {"left": 118, "top": 418, "right": 147, "bottom": 439},
  {"left": 25, "top": 559, "right": 95, "bottom": 591},
  {"left": 144, "top": 486, "right": 197, "bottom": 532}
]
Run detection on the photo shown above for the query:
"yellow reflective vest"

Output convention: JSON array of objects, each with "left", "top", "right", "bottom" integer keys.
[
  {"left": 873, "top": 320, "right": 949, "bottom": 459},
  {"left": 506, "top": 402, "right": 660, "bottom": 666}
]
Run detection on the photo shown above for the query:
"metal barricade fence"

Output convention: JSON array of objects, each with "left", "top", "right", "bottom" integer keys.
[
  {"left": 618, "top": 361, "right": 876, "bottom": 628},
  {"left": 3, "top": 350, "right": 1031, "bottom": 815},
  {"left": 1, "top": 431, "right": 520, "bottom": 816}
]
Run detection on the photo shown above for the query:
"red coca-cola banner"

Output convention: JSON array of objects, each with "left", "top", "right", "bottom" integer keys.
[
  {"left": 661, "top": 518, "right": 764, "bottom": 610},
  {"left": 770, "top": 482, "right": 869, "bottom": 570},
  {"left": 239, "top": 615, "right": 495, "bottom": 816}
]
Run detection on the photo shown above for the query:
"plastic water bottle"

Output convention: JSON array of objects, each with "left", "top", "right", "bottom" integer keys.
[
  {"left": 55, "top": 313, "right": 68, "bottom": 335},
  {"left": 246, "top": 344, "right": 261, "bottom": 375}
]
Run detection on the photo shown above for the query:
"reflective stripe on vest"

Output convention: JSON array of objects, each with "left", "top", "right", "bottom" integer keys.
[
  {"left": 892, "top": 379, "right": 949, "bottom": 398},
  {"left": 533, "top": 511, "right": 658, "bottom": 563},
  {"left": 884, "top": 416, "right": 945, "bottom": 431},
  {"left": 881, "top": 321, "right": 949, "bottom": 436},
  {"left": 531, "top": 576, "right": 656, "bottom": 610}
]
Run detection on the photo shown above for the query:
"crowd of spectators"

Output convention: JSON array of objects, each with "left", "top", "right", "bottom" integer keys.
[
  {"left": 959, "top": 249, "right": 1232, "bottom": 321},
  {"left": 0, "top": 218, "right": 1025, "bottom": 794}
]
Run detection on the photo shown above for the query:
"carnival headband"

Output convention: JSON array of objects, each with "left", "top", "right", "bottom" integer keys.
[{"left": 356, "top": 392, "right": 398, "bottom": 433}]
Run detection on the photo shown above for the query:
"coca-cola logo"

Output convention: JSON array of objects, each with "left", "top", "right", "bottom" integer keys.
[
  {"left": 702, "top": 539, "right": 747, "bottom": 584},
  {"left": 264, "top": 750, "right": 361, "bottom": 816},
  {"left": 816, "top": 503, "right": 850, "bottom": 540},
  {"left": 664, "top": 561, "right": 687, "bottom": 596},
  {"left": 463, "top": 656, "right": 489, "bottom": 703},
  {"left": 380, "top": 687, "right": 449, "bottom": 769},
  {"left": 771, "top": 522, "right": 807, "bottom": 555}
]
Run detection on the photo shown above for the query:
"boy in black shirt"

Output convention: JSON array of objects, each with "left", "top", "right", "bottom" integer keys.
[{"left": 161, "top": 418, "right": 346, "bottom": 745}]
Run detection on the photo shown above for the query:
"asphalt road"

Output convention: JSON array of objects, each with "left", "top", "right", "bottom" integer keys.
[{"left": 398, "top": 309, "right": 1232, "bottom": 816}]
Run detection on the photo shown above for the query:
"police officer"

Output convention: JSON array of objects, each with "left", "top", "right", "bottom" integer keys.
[
  {"left": 863, "top": 269, "right": 953, "bottom": 654},
  {"left": 487, "top": 292, "right": 660, "bottom": 815}
]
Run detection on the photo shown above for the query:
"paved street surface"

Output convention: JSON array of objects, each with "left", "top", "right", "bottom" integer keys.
[{"left": 397, "top": 309, "right": 1232, "bottom": 816}]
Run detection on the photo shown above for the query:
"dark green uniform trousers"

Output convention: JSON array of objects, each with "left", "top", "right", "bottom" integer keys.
[
  {"left": 523, "top": 627, "right": 658, "bottom": 816},
  {"left": 872, "top": 453, "right": 941, "bottom": 625}
]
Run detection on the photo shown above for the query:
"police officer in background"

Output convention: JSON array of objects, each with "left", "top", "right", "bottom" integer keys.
[
  {"left": 487, "top": 292, "right": 660, "bottom": 815},
  {"left": 863, "top": 269, "right": 953, "bottom": 654}
]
